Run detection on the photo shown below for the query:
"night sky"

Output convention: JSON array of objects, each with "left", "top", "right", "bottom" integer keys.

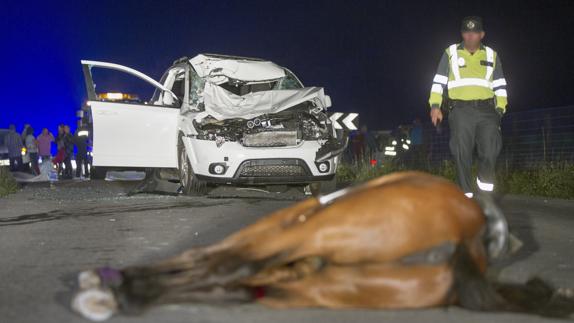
[{"left": 2, "top": 0, "right": 573, "bottom": 132}]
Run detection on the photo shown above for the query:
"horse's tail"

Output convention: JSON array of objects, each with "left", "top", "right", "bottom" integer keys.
[{"left": 452, "top": 244, "right": 574, "bottom": 318}]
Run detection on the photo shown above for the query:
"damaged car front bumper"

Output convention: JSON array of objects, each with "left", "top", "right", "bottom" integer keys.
[{"left": 183, "top": 138, "right": 337, "bottom": 185}]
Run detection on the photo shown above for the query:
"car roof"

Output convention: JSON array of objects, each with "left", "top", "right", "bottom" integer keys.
[
  {"left": 200, "top": 53, "right": 266, "bottom": 62},
  {"left": 172, "top": 53, "right": 268, "bottom": 66}
]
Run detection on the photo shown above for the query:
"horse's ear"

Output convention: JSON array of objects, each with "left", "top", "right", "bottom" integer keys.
[{"left": 474, "top": 193, "right": 511, "bottom": 260}]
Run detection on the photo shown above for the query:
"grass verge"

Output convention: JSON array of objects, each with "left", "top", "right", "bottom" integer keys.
[
  {"left": 0, "top": 166, "right": 19, "bottom": 197},
  {"left": 337, "top": 160, "right": 574, "bottom": 199}
]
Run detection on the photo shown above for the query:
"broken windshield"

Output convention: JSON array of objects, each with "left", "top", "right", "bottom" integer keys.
[
  {"left": 216, "top": 68, "right": 302, "bottom": 96},
  {"left": 276, "top": 69, "right": 302, "bottom": 90}
]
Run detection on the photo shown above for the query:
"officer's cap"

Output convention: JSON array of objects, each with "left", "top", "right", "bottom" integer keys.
[{"left": 461, "top": 16, "right": 484, "bottom": 32}]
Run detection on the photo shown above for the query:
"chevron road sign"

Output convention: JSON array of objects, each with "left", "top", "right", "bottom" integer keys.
[{"left": 329, "top": 112, "right": 359, "bottom": 131}]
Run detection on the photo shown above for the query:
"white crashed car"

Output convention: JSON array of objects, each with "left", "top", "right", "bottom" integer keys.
[{"left": 80, "top": 54, "right": 349, "bottom": 194}]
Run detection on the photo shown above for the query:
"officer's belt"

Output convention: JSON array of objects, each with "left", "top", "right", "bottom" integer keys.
[{"left": 450, "top": 98, "right": 494, "bottom": 109}]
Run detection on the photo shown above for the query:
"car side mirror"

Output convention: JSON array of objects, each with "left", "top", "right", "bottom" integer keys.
[{"left": 324, "top": 95, "right": 332, "bottom": 108}]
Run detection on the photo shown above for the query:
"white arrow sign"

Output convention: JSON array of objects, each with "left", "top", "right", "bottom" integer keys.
[
  {"left": 342, "top": 113, "right": 358, "bottom": 130},
  {"left": 330, "top": 112, "right": 344, "bottom": 130},
  {"left": 330, "top": 112, "right": 358, "bottom": 130}
]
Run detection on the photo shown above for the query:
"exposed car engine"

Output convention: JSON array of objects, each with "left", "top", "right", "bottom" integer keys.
[{"left": 193, "top": 102, "right": 334, "bottom": 148}]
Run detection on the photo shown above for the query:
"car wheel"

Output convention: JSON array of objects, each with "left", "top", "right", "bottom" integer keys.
[
  {"left": 90, "top": 166, "right": 108, "bottom": 180},
  {"left": 320, "top": 177, "right": 338, "bottom": 194},
  {"left": 178, "top": 137, "right": 208, "bottom": 196},
  {"left": 309, "top": 177, "right": 337, "bottom": 197}
]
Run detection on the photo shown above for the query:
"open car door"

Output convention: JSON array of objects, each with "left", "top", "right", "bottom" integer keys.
[{"left": 81, "top": 60, "right": 180, "bottom": 168}]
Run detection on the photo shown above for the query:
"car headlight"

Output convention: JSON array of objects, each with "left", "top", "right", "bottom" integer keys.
[
  {"left": 315, "top": 161, "right": 330, "bottom": 173},
  {"left": 209, "top": 163, "right": 227, "bottom": 175}
]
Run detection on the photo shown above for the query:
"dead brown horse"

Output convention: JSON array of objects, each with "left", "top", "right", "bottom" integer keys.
[{"left": 72, "top": 172, "right": 574, "bottom": 321}]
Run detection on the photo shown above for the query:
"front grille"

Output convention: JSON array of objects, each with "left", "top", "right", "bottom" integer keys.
[{"left": 237, "top": 159, "right": 310, "bottom": 178}]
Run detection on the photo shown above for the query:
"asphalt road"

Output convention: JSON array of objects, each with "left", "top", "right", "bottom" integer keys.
[{"left": 1, "top": 180, "right": 573, "bottom": 323}]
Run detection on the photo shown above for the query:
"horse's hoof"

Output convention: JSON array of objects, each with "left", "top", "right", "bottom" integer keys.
[
  {"left": 71, "top": 288, "right": 117, "bottom": 321},
  {"left": 78, "top": 270, "right": 101, "bottom": 290}
]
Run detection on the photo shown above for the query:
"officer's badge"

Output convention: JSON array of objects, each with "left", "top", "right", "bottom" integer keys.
[
  {"left": 467, "top": 21, "right": 475, "bottom": 30},
  {"left": 457, "top": 57, "right": 466, "bottom": 67}
]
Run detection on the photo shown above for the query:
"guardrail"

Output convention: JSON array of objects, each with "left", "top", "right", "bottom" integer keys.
[
  {"left": 417, "top": 105, "right": 573, "bottom": 169},
  {"left": 345, "top": 105, "right": 574, "bottom": 170}
]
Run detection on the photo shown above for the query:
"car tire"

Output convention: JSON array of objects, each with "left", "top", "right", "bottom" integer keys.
[
  {"left": 90, "top": 166, "right": 108, "bottom": 180},
  {"left": 320, "top": 177, "right": 338, "bottom": 194},
  {"left": 178, "top": 136, "right": 208, "bottom": 196},
  {"left": 309, "top": 177, "right": 337, "bottom": 196}
]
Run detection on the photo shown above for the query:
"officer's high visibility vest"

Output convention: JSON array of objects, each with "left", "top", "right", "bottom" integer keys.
[{"left": 429, "top": 43, "right": 508, "bottom": 111}]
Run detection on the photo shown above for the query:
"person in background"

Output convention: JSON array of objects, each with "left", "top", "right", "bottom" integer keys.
[
  {"left": 62, "top": 125, "right": 74, "bottom": 179},
  {"left": 350, "top": 129, "right": 365, "bottom": 162},
  {"left": 53, "top": 125, "right": 66, "bottom": 176},
  {"left": 5, "top": 124, "right": 24, "bottom": 171},
  {"left": 407, "top": 118, "right": 425, "bottom": 169},
  {"left": 20, "top": 123, "right": 31, "bottom": 141},
  {"left": 74, "top": 128, "right": 90, "bottom": 179},
  {"left": 24, "top": 127, "right": 40, "bottom": 175},
  {"left": 410, "top": 118, "right": 423, "bottom": 146},
  {"left": 363, "top": 125, "right": 378, "bottom": 161},
  {"left": 37, "top": 128, "right": 55, "bottom": 161},
  {"left": 350, "top": 125, "right": 377, "bottom": 163}
]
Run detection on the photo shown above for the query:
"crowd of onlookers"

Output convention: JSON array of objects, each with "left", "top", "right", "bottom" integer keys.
[
  {"left": 346, "top": 118, "right": 425, "bottom": 168},
  {"left": 3, "top": 123, "right": 90, "bottom": 179}
]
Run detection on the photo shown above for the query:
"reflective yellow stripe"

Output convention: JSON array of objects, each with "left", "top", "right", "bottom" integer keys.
[
  {"left": 449, "top": 44, "right": 461, "bottom": 80},
  {"left": 431, "top": 83, "right": 443, "bottom": 94},
  {"left": 485, "top": 46, "right": 494, "bottom": 81},
  {"left": 448, "top": 78, "right": 492, "bottom": 89},
  {"left": 494, "top": 89, "right": 507, "bottom": 97},
  {"left": 433, "top": 74, "right": 448, "bottom": 85},
  {"left": 492, "top": 78, "right": 507, "bottom": 88},
  {"left": 477, "top": 178, "right": 494, "bottom": 191}
]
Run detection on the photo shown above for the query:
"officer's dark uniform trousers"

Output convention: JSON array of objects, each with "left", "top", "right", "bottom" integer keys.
[{"left": 448, "top": 98, "right": 502, "bottom": 193}]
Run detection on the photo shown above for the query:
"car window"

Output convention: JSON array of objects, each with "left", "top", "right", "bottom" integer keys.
[
  {"left": 215, "top": 68, "right": 302, "bottom": 96},
  {"left": 276, "top": 69, "right": 303, "bottom": 89},
  {"left": 151, "top": 68, "right": 185, "bottom": 108},
  {"left": 89, "top": 68, "right": 158, "bottom": 104},
  {"left": 171, "top": 76, "right": 185, "bottom": 101},
  {"left": 151, "top": 71, "right": 170, "bottom": 103},
  {"left": 219, "top": 80, "right": 278, "bottom": 96},
  {"left": 189, "top": 67, "right": 206, "bottom": 109}
]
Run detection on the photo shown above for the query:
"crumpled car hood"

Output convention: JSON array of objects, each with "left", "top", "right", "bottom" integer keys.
[
  {"left": 202, "top": 82, "right": 328, "bottom": 120},
  {"left": 190, "top": 54, "right": 285, "bottom": 83}
]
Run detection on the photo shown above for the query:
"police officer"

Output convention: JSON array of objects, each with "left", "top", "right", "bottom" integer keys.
[{"left": 429, "top": 16, "right": 508, "bottom": 198}]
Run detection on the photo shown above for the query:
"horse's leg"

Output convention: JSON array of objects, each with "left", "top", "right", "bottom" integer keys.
[
  {"left": 258, "top": 262, "right": 456, "bottom": 309},
  {"left": 73, "top": 197, "right": 323, "bottom": 317}
]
